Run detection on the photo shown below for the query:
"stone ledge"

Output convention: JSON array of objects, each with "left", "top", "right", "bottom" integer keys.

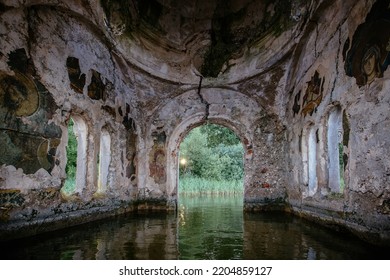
[
  {"left": 0, "top": 203, "right": 135, "bottom": 241},
  {"left": 290, "top": 205, "right": 390, "bottom": 247}
]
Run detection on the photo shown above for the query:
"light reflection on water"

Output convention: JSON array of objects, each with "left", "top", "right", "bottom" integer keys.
[
  {"left": 0, "top": 195, "right": 388, "bottom": 260},
  {"left": 178, "top": 195, "right": 244, "bottom": 260}
]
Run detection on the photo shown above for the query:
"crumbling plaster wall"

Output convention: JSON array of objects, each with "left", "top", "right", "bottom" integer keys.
[
  {"left": 141, "top": 85, "right": 288, "bottom": 210},
  {"left": 0, "top": 2, "right": 291, "bottom": 240},
  {"left": 0, "top": 5, "right": 139, "bottom": 239},
  {"left": 283, "top": 0, "right": 390, "bottom": 245}
]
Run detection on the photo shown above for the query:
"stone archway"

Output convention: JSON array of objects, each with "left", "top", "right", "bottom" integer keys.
[
  {"left": 166, "top": 116, "right": 252, "bottom": 207},
  {"left": 145, "top": 87, "right": 261, "bottom": 209}
]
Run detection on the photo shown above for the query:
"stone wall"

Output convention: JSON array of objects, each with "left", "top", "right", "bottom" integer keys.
[
  {"left": 143, "top": 85, "right": 287, "bottom": 210},
  {"left": 0, "top": 4, "right": 138, "bottom": 240},
  {"left": 284, "top": 0, "right": 390, "bottom": 245}
]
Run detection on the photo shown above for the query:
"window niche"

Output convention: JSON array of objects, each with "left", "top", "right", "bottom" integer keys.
[
  {"left": 97, "top": 129, "right": 112, "bottom": 193},
  {"left": 63, "top": 116, "right": 88, "bottom": 195},
  {"left": 308, "top": 127, "right": 318, "bottom": 195},
  {"left": 301, "top": 129, "right": 309, "bottom": 188},
  {"left": 327, "top": 108, "right": 344, "bottom": 193},
  {"left": 302, "top": 125, "right": 318, "bottom": 196}
]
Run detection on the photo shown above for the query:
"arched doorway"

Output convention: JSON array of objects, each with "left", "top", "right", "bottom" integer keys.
[
  {"left": 166, "top": 117, "right": 251, "bottom": 209},
  {"left": 147, "top": 87, "right": 261, "bottom": 210},
  {"left": 173, "top": 122, "right": 247, "bottom": 259},
  {"left": 178, "top": 123, "right": 244, "bottom": 196}
]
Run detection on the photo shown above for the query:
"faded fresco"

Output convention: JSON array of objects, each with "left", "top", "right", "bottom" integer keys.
[
  {"left": 66, "top": 57, "right": 86, "bottom": 94},
  {"left": 0, "top": 49, "right": 61, "bottom": 174},
  {"left": 0, "top": 72, "right": 39, "bottom": 117},
  {"left": 67, "top": 57, "right": 109, "bottom": 101},
  {"left": 300, "top": 71, "right": 324, "bottom": 117},
  {"left": 88, "top": 70, "right": 106, "bottom": 101},
  {"left": 344, "top": 0, "right": 390, "bottom": 87},
  {"left": 149, "top": 131, "right": 167, "bottom": 184},
  {"left": 292, "top": 90, "right": 301, "bottom": 117},
  {"left": 122, "top": 103, "right": 137, "bottom": 180}
]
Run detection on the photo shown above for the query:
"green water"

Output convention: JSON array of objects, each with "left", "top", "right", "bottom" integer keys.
[
  {"left": 178, "top": 195, "right": 244, "bottom": 259},
  {"left": 0, "top": 195, "right": 388, "bottom": 260}
]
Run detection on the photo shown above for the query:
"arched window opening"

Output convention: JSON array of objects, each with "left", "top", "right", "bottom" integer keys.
[
  {"left": 97, "top": 129, "right": 111, "bottom": 193},
  {"left": 302, "top": 125, "right": 318, "bottom": 197},
  {"left": 327, "top": 108, "right": 344, "bottom": 193},
  {"left": 301, "top": 130, "right": 309, "bottom": 187},
  {"left": 178, "top": 123, "right": 244, "bottom": 196},
  {"left": 63, "top": 116, "right": 88, "bottom": 195},
  {"left": 308, "top": 127, "right": 318, "bottom": 195}
]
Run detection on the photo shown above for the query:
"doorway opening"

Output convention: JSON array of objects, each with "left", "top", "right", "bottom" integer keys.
[{"left": 178, "top": 123, "right": 244, "bottom": 196}]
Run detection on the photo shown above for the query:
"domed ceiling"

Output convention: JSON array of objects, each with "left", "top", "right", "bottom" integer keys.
[{"left": 100, "top": 0, "right": 311, "bottom": 83}]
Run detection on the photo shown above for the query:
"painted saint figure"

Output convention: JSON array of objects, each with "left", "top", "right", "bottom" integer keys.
[
  {"left": 3, "top": 76, "right": 28, "bottom": 113},
  {"left": 0, "top": 73, "right": 39, "bottom": 117},
  {"left": 301, "top": 71, "right": 324, "bottom": 117},
  {"left": 361, "top": 45, "right": 382, "bottom": 85}
]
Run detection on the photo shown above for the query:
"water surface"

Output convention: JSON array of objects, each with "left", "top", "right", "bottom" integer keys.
[{"left": 0, "top": 195, "right": 388, "bottom": 259}]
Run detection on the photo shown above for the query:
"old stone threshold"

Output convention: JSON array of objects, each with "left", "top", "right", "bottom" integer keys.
[{"left": 1, "top": 196, "right": 388, "bottom": 248}]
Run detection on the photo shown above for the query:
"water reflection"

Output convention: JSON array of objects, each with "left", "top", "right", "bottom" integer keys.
[
  {"left": 178, "top": 195, "right": 244, "bottom": 259},
  {"left": 0, "top": 212, "right": 179, "bottom": 260},
  {"left": 0, "top": 195, "right": 389, "bottom": 260}
]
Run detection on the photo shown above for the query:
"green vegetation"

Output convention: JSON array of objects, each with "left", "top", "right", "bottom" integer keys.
[
  {"left": 179, "top": 124, "right": 244, "bottom": 196},
  {"left": 63, "top": 178, "right": 75, "bottom": 194},
  {"left": 180, "top": 176, "right": 242, "bottom": 196},
  {"left": 63, "top": 118, "right": 77, "bottom": 194}
]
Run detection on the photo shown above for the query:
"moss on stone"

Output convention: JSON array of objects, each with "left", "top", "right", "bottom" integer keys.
[
  {"left": 326, "top": 192, "right": 344, "bottom": 200},
  {"left": 0, "top": 189, "right": 25, "bottom": 207},
  {"left": 36, "top": 187, "right": 59, "bottom": 201}
]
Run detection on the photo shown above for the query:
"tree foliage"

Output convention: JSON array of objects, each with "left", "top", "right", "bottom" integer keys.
[
  {"left": 200, "top": 123, "right": 240, "bottom": 148},
  {"left": 179, "top": 124, "right": 244, "bottom": 181},
  {"left": 66, "top": 118, "right": 77, "bottom": 179}
]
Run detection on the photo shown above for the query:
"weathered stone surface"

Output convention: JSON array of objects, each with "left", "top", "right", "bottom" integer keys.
[{"left": 0, "top": 0, "right": 389, "bottom": 247}]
